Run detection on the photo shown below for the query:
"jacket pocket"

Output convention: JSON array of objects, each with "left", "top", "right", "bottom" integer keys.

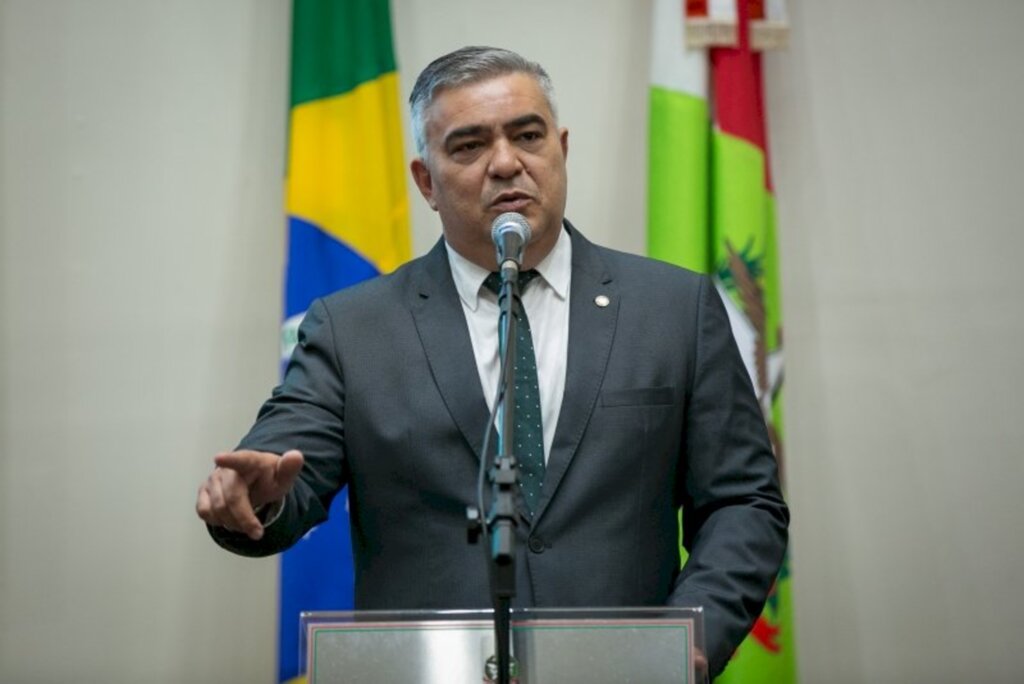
[{"left": 599, "top": 386, "right": 675, "bottom": 407}]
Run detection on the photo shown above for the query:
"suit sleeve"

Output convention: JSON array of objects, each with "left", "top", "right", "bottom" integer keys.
[
  {"left": 208, "top": 298, "right": 350, "bottom": 557},
  {"left": 667, "top": 276, "right": 790, "bottom": 678}
]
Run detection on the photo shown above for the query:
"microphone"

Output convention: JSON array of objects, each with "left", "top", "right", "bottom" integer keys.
[{"left": 491, "top": 212, "right": 532, "bottom": 273}]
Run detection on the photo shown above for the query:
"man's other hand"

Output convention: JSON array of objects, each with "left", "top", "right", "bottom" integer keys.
[
  {"left": 693, "top": 647, "right": 709, "bottom": 683},
  {"left": 195, "top": 449, "right": 304, "bottom": 540}
]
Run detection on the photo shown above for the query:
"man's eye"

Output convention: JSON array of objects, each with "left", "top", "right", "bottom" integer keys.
[
  {"left": 518, "top": 131, "right": 542, "bottom": 143},
  {"left": 453, "top": 141, "right": 483, "bottom": 153}
]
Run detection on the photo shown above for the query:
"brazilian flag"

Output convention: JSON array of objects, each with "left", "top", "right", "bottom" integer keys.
[{"left": 279, "top": 1, "right": 410, "bottom": 681}]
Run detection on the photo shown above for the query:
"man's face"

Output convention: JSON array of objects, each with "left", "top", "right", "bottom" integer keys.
[{"left": 410, "top": 72, "right": 569, "bottom": 270}]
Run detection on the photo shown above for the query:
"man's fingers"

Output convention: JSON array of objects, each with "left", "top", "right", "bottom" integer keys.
[
  {"left": 220, "top": 469, "right": 264, "bottom": 540},
  {"left": 196, "top": 483, "right": 213, "bottom": 521},
  {"left": 199, "top": 449, "right": 302, "bottom": 537},
  {"left": 203, "top": 468, "right": 264, "bottom": 540},
  {"left": 214, "top": 449, "right": 275, "bottom": 475},
  {"left": 692, "top": 648, "right": 709, "bottom": 683},
  {"left": 205, "top": 471, "right": 231, "bottom": 528},
  {"left": 219, "top": 469, "right": 265, "bottom": 540}
]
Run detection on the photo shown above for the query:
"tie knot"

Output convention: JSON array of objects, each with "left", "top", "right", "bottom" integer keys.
[{"left": 483, "top": 269, "right": 541, "bottom": 296}]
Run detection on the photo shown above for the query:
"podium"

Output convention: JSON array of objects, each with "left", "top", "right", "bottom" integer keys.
[{"left": 300, "top": 607, "right": 706, "bottom": 683}]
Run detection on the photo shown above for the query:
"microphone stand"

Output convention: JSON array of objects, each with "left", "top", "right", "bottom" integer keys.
[{"left": 487, "top": 260, "right": 523, "bottom": 684}]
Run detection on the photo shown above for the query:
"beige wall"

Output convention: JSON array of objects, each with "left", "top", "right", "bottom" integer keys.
[
  {"left": 768, "top": 3, "right": 1024, "bottom": 682},
  {"left": 1, "top": 1, "right": 1022, "bottom": 682}
]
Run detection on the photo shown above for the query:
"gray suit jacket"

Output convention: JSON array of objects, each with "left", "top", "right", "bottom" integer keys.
[{"left": 213, "top": 223, "right": 788, "bottom": 677}]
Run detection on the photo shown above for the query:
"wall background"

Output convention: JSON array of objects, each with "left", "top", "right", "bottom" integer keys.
[{"left": 2, "top": 1, "right": 1022, "bottom": 682}]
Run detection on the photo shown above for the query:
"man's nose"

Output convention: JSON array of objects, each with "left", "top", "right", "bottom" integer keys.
[{"left": 488, "top": 138, "right": 523, "bottom": 178}]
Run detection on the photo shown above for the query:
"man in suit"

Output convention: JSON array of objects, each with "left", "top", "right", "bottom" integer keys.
[{"left": 196, "top": 46, "right": 788, "bottom": 679}]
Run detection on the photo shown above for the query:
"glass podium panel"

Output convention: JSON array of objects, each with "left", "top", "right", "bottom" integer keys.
[{"left": 300, "top": 607, "right": 706, "bottom": 683}]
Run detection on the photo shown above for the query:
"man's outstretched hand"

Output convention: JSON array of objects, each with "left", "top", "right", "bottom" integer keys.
[{"left": 195, "top": 449, "right": 304, "bottom": 540}]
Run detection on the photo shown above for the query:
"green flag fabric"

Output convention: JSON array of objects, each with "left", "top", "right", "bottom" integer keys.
[{"left": 648, "top": 0, "right": 797, "bottom": 681}]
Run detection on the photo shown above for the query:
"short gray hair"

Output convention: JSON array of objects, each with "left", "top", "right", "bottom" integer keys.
[{"left": 409, "top": 46, "right": 558, "bottom": 158}]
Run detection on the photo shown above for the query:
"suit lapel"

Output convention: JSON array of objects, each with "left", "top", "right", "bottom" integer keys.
[
  {"left": 533, "top": 224, "right": 618, "bottom": 522},
  {"left": 409, "top": 239, "right": 492, "bottom": 462}
]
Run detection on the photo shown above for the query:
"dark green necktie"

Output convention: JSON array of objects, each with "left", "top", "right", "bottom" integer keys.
[{"left": 484, "top": 270, "right": 545, "bottom": 513}]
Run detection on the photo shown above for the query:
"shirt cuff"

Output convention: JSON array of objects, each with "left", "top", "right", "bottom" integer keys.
[{"left": 254, "top": 499, "right": 285, "bottom": 528}]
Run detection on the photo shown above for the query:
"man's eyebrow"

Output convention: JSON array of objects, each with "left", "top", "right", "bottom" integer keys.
[
  {"left": 505, "top": 113, "right": 547, "bottom": 130},
  {"left": 443, "top": 124, "right": 487, "bottom": 147}
]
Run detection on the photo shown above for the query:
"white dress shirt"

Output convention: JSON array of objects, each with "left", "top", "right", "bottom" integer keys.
[{"left": 445, "top": 228, "right": 572, "bottom": 463}]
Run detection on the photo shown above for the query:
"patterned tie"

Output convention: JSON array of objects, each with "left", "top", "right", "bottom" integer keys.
[{"left": 484, "top": 270, "right": 545, "bottom": 513}]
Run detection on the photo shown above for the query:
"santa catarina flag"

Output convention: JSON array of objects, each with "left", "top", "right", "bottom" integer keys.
[
  {"left": 278, "top": 0, "right": 410, "bottom": 681},
  {"left": 648, "top": 0, "right": 797, "bottom": 681}
]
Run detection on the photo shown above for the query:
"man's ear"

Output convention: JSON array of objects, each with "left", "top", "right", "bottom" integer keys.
[
  {"left": 410, "top": 158, "right": 438, "bottom": 211},
  {"left": 559, "top": 127, "right": 569, "bottom": 160}
]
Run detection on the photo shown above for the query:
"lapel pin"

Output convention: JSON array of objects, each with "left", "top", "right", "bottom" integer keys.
[{"left": 594, "top": 295, "right": 610, "bottom": 308}]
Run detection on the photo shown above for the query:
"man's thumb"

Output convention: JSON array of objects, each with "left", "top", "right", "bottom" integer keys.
[{"left": 276, "top": 450, "right": 304, "bottom": 487}]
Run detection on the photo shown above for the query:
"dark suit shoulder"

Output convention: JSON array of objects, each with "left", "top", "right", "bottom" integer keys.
[
  {"left": 318, "top": 253, "right": 425, "bottom": 307},
  {"left": 588, "top": 242, "right": 709, "bottom": 304},
  {"left": 599, "top": 245, "right": 703, "bottom": 280}
]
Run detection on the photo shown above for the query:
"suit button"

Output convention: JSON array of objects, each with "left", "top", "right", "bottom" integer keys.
[{"left": 528, "top": 536, "right": 545, "bottom": 554}]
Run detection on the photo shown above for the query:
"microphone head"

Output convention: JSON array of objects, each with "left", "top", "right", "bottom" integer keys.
[
  {"left": 490, "top": 212, "right": 532, "bottom": 245},
  {"left": 490, "top": 212, "right": 532, "bottom": 269}
]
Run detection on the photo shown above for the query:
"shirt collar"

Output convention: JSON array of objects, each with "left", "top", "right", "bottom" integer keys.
[
  {"left": 445, "top": 225, "right": 572, "bottom": 311},
  {"left": 534, "top": 225, "right": 571, "bottom": 300}
]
